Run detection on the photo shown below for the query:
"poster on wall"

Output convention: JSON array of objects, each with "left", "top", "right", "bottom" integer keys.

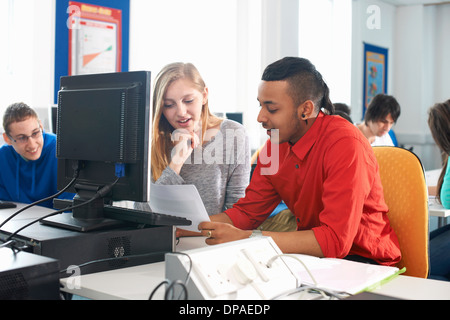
[
  {"left": 363, "top": 43, "right": 388, "bottom": 116},
  {"left": 68, "top": 1, "right": 122, "bottom": 75}
]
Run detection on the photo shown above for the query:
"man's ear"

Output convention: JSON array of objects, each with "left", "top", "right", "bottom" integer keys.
[
  {"left": 3, "top": 132, "right": 12, "bottom": 145},
  {"left": 298, "top": 100, "right": 315, "bottom": 120}
]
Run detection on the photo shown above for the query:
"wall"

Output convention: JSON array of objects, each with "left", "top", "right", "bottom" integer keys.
[
  {"left": 351, "top": 0, "right": 450, "bottom": 170},
  {"left": 0, "top": 0, "right": 55, "bottom": 132},
  {"left": 393, "top": 4, "right": 449, "bottom": 170},
  {"left": 351, "top": 0, "right": 396, "bottom": 124},
  {"left": 1, "top": 0, "right": 448, "bottom": 165}
]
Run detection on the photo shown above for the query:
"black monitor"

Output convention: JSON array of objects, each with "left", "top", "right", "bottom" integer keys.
[{"left": 42, "top": 71, "right": 151, "bottom": 231}]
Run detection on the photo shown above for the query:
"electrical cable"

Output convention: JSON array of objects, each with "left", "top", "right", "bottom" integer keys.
[
  {"left": 0, "top": 239, "right": 20, "bottom": 254},
  {"left": 271, "top": 285, "right": 347, "bottom": 300},
  {"left": 4, "top": 177, "right": 119, "bottom": 242},
  {"left": 267, "top": 254, "right": 348, "bottom": 300},
  {"left": 148, "top": 252, "right": 193, "bottom": 300},
  {"left": 60, "top": 250, "right": 192, "bottom": 300},
  {"left": 59, "top": 251, "right": 168, "bottom": 274},
  {"left": 0, "top": 161, "right": 81, "bottom": 230},
  {"left": 266, "top": 254, "right": 319, "bottom": 287}
]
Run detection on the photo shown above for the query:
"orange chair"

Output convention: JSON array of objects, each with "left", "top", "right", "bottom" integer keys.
[{"left": 373, "top": 146, "right": 429, "bottom": 278}]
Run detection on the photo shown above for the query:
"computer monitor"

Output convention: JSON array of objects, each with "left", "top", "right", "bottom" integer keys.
[
  {"left": 42, "top": 71, "right": 151, "bottom": 231},
  {"left": 47, "top": 105, "right": 58, "bottom": 134}
]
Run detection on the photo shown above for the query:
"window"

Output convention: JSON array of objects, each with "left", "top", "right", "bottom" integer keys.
[
  {"left": 298, "top": 0, "right": 352, "bottom": 105},
  {"left": 129, "top": 0, "right": 262, "bottom": 149}
]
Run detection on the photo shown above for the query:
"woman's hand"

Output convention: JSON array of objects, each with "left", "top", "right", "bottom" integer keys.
[{"left": 169, "top": 129, "right": 200, "bottom": 174}]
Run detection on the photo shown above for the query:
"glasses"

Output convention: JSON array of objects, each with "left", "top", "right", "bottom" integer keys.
[{"left": 8, "top": 129, "right": 43, "bottom": 145}]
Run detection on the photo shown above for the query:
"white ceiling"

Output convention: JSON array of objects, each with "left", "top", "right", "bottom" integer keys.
[{"left": 380, "top": 0, "right": 450, "bottom": 6}]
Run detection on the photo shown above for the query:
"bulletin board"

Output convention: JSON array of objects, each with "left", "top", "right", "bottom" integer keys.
[
  {"left": 363, "top": 43, "right": 388, "bottom": 117},
  {"left": 67, "top": 1, "right": 122, "bottom": 76},
  {"left": 54, "top": 0, "right": 129, "bottom": 104}
]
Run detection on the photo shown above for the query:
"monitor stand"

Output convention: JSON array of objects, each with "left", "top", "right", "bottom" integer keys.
[
  {"left": 41, "top": 183, "right": 191, "bottom": 232},
  {"left": 41, "top": 196, "right": 126, "bottom": 232}
]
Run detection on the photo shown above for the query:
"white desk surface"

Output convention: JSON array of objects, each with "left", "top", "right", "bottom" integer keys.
[
  {"left": 429, "top": 199, "right": 450, "bottom": 218},
  {"left": 425, "top": 169, "right": 449, "bottom": 225},
  {"left": 59, "top": 236, "right": 450, "bottom": 301}
]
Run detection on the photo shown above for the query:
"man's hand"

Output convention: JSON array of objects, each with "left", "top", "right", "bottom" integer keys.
[{"left": 198, "top": 221, "right": 252, "bottom": 245}]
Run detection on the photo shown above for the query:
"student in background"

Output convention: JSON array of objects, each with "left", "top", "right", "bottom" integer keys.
[
  {"left": 198, "top": 57, "right": 401, "bottom": 266},
  {"left": 427, "top": 99, "right": 450, "bottom": 281},
  {"left": 333, "top": 102, "right": 353, "bottom": 124},
  {"left": 428, "top": 99, "right": 450, "bottom": 208},
  {"left": 357, "top": 94, "right": 401, "bottom": 146},
  {"left": 0, "top": 102, "right": 74, "bottom": 208},
  {"left": 135, "top": 62, "right": 250, "bottom": 217}
]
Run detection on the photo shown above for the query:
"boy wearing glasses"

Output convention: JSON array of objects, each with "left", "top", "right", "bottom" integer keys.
[{"left": 0, "top": 102, "right": 73, "bottom": 208}]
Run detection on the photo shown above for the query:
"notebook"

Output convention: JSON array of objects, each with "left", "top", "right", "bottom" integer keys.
[{"left": 283, "top": 254, "right": 405, "bottom": 295}]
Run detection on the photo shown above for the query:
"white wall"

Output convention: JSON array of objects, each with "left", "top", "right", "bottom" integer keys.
[
  {"left": 0, "top": 0, "right": 55, "bottom": 120},
  {"left": 351, "top": 0, "right": 396, "bottom": 123},
  {"left": 1, "top": 0, "right": 448, "bottom": 166},
  {"left": 351, "top": 0, "right": 450, "bottom": 170},
  {"left": 0, "top": 0, "right": 55, "bottom": 143},
  {"left": 393, "top": 4, "right": 449, "bottom": 170}
]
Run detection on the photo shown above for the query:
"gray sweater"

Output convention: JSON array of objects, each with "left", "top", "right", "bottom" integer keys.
[{"left": 136, "top": 119, "right": 250, "bottom": 215}]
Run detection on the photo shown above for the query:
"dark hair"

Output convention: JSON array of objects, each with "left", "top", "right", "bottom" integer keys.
[
  {"left": 333, "top": 103, "right": 351, "bottom": 115},
  {"left": 261, "top": 57, "right": 334, "bottom": 115},
  {"left": 428, "top": 99, "right": 450, "bottom": 204},
  {"left": 335, "top": 110, "right": 353, "bottom": 124},
  {"left": 364, "top": 94, "right": 401, "bottom": 125},
  {"left": 3, "top": 102, "right": 38, "bottom": 134}
]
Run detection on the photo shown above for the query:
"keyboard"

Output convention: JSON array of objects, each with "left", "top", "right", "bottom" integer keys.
[
  {"left": 104, "top": 205, "right": 192, "bottom": 227},
  {"left": 0, "top": 201, "right": 17, "bottom": 209}
]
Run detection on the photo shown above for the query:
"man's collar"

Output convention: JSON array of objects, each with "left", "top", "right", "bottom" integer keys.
[{"left": 290, "top": 112, "right": 325, "bottom": 161}]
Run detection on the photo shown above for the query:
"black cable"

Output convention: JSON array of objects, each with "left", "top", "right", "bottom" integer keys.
[
  {"left": 59, "top": 251, "right": 168, "bottom": 274},
  {"left": 148, "top": 252, "right": 193, "bottom": 300},
  {"left": 165, "top": 280, "right": 188, "bottom": 300},
  {"left": 0, "top": 239, "right": 20, "bottom": 254},
  {"left": 5, "top": 177, "right": 119, "bottom": 242},
  {"left": 0, "top": 161, "right": 81, "bottom": 230}
]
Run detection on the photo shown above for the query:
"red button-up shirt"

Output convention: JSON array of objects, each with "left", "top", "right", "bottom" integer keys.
[{"left": 226, "top": 113, "right": 401, "bottom": 266}]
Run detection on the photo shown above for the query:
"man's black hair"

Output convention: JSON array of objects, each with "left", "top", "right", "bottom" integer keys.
[{"left": 262, "top": 57, "right": 335, "bottom": 115}]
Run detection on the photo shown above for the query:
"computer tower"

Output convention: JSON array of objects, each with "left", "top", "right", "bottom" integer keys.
[
  {"left": 0, "top": 217, "right": 175, "bottom": 278},
  {"left": 0, "top": 248, "right": 60, "bottom": 300}
]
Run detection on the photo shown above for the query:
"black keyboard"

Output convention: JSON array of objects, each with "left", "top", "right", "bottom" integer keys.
[
  {"left": 0, "top": 201, "right": 17, "bottom": 209},
  {"left": 104, "top": 205, "right": 192, "bottom": 227}
]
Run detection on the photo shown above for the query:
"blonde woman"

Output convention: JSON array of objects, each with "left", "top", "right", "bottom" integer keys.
[{"left": 137, "top": 62, "right": 250, "bottom": 217}]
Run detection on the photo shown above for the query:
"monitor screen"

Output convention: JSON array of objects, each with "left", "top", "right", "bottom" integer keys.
[{"left": 42, "top": 71, "right": 152, "bottom": 231}]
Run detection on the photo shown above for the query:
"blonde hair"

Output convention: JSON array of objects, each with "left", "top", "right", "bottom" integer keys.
[{"left": 151, "top": 62, "right": 222, "bottom": 181}]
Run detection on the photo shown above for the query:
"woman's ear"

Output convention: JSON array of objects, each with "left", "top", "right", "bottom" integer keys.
[{"left": 202, "top": 87, "right": 209, "bottom": 105}]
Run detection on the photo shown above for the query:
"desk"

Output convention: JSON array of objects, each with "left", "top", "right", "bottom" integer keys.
[
  {"left": 429, "top": 199, "right": 450, "bottom": 228},
  {"left": 3, "top": 205, "right": 450, "bottom": 300},
  {"left": 59, "top": 237, "right": 450, "bottom": 300}
]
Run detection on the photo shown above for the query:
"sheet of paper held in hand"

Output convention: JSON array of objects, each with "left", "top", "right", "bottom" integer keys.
[{"left": 149, "top": 183, "right": 210, "bottom": 232}]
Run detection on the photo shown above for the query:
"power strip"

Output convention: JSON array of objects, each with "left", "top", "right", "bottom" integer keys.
[{"left": 165, "top": 237, "right": 299, "bottom": 300}]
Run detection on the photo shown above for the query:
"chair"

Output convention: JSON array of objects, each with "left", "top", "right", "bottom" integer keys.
[{"left": 373, "top": 146, "right": 429, "bottom": 278}]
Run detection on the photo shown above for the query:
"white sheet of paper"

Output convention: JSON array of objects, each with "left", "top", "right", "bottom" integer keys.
[{"left": 149, "top": 183, "right": 210, "bottom": 232}]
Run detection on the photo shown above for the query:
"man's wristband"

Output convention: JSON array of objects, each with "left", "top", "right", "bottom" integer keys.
[{"left": 249, "top": 229, "right": 263, "bottom": 238}]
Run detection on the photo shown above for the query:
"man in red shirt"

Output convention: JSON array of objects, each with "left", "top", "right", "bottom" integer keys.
[{"left": 199, "top": 57, "right": 401, "bottom": 266}]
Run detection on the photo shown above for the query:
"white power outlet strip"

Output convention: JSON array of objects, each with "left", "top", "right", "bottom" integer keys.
[{"left": 165, "top": 237, "right": 299, "bottom": 300}]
